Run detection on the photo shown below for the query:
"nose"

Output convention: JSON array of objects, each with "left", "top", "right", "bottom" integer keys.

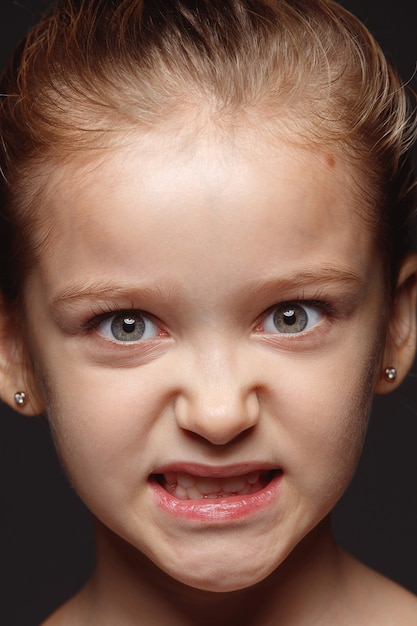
[{"left": 174, "top": 348, "right": 260, "bottom": 445}]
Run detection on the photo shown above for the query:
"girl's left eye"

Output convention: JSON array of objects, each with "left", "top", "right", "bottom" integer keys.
[
  {"left": 96, "top": 311, "right": 159, "bottom": 342},
  {"left": 262, "top": 302, "right": 323, "bottom": 334}
]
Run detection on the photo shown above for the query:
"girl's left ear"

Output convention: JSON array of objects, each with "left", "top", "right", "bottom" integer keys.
[{"left": 375, "top": 253, "right": 417, "bottom": 394}]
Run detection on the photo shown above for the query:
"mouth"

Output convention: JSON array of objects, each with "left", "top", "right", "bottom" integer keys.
[{"left": 152, "top": 469, "right": 280, "bottom": 501}]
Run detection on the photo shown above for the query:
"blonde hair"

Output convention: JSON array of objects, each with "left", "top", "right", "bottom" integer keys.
[{"left": 0, "top": 0, "right": 416, "bottom": 304}]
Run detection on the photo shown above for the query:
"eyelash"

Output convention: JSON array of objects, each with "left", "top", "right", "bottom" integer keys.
[
  {"left": 83, "top": 306, "right": 165, "bottom": 343},
  {"left": 256, "top": 299, "right": 336, "bottom": 336},
  {"left": 81, "top": 297, "right": 334, "bottom": 343}
]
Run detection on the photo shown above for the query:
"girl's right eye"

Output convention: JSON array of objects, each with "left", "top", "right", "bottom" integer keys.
[{"left": 96, "top": 311, "right": 160, "bottom": 343}]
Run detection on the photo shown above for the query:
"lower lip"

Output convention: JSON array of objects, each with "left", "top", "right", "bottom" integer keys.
[{"left": 150, "top": 472, "right": 283, "bottom": 523}]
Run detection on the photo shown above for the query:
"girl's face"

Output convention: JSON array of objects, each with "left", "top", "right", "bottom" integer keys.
[{"left": 20, "top": 123, "right": 393, "bottom": 590}]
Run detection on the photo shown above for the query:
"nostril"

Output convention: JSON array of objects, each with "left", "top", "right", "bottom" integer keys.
[
  {"left": 179, "top": 423, "right": 258, "bottom": 448},
  {"left": 173, "top": 386, "right": 261, "bottom": 445}
]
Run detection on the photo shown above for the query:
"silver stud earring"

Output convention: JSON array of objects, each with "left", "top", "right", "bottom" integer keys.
[
  {"left": 14, "top": 391, "right": 27, "bottom": 407},
  {"left": 384, "top": 367, "right": 397, "bottom": 382}
]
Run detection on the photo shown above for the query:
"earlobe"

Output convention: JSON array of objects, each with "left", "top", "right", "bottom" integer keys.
[
  {"left": 375, "top": 254, "right": 417, "bottom": 394},
  {"left": 0, "top": 303, "right": 45, "bottom": 416}
]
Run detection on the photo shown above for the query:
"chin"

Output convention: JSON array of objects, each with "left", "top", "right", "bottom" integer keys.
[
  {"left": 176, "top": 573, "right": 267, "bottom": 593},
  {"left": 160, "top": 553, "right": 277, "bottom": 593}
]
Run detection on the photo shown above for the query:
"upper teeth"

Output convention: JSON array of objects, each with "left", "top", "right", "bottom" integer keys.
[{"left": 163, "top": 470, "right": 262, "bottom": 500}]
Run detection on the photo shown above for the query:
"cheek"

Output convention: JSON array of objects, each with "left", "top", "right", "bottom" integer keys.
[
  {"left": 35, "top": 362, "right": 165, "bottom": 498},
  {"left": 275, "top": 347, "right": 377, "bottom": 503}
]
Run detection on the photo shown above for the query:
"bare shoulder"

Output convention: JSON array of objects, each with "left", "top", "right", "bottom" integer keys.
[
  {"left": 41, "top": 605, "right": 66, "bottom": 626},
  {"left": 374, "top": 575, "right": 417, "bottom": 624},
  {"left": 340, "top": 549, "right": 417, "bottom": 625},
  {"left": 40, "top": 589, "right": 87, "bottom": 626},
  {"left": 41, "top": 602, "right": 75, "bottom": 626}
]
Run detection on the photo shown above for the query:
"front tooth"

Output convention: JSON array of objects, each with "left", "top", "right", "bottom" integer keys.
[
  {"left": 176, "top": 472, "right": 196, "bottom": 488},
  {"left": 247, "top": 471, "right": 260, "bottom": 485},
  {"left": 175, "top": 485, "right": 189, "bottom": 500},
  {"left": 187, "top": 486, "right": 203, "bottom": 500},
  {"left": 195, "top": 477, "right": 222, "bottom": 494},
  {"left": 222, "top": 476, "right": 247, "bottom": 492}
]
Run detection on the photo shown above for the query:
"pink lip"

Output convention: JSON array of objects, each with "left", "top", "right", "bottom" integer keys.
[{"left": 149, "top": 463, "right": 283, "bottom": 522}]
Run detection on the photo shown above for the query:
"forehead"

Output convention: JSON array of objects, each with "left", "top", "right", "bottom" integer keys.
[{"left": 29, "top": 122, "right": 376, "bottom": 297}]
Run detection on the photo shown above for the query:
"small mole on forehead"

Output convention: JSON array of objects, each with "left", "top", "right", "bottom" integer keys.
[{"left": 325, "top": 155, "right": 336, "bottom": 168}]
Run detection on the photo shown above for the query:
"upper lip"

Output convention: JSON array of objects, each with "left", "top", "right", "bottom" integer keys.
[{"left": 150, "top": 462, "right": 280, "bottom": 478}]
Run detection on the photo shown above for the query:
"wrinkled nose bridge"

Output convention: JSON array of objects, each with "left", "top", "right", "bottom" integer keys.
[{"left": 174, "top": 348, "right": 260, "bottom": 445}]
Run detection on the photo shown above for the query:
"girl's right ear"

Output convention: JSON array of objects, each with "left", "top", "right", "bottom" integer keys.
[{"left": 0, "top": 301, "right": 45, "bottom": 416}]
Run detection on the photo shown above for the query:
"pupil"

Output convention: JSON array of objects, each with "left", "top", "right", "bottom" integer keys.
[
  {"left": 283, "top": 309, "right": 296, "bottom": 325},
  {"left": 122, "top": 317, "right": 136, "bottom": 333}
]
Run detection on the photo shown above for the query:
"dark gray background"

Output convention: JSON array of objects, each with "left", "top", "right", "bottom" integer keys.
[{"left": 1, "top": 1, "right": 416, "bottom": 624}]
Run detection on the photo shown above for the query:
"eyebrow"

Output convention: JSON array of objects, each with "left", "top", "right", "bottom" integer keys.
[
  {"left": 51, "top": 283, "right": 172, "bottom": 308},
  {"left": 248, "top": 267, "right": 365, "bottom": 298},
  {"left": 50, "top": 266, "right": 365, "bottom": 309}
]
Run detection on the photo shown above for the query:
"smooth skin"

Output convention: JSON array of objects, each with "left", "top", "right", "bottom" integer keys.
[{"left": 1, "top": 118, "right": 417, "bottom": 625}]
